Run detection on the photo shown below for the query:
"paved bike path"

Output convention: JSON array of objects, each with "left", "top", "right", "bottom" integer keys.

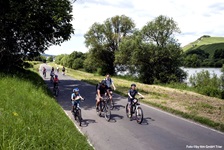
[{"left": 39, "top": 64, "right": 224, "bottom": 150}]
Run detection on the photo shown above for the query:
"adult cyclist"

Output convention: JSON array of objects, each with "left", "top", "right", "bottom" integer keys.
[
  {"left": 96, "top": 80, "right": 112, "bottom": 112},
  {"left": 42, "top": 67, "right": 46, "bottom": 78},
  {"left": 50, "top": 67, "right": 55, "bottom": 82},
  {"left": 128, "top": 84, "right": 144, "bottom": 119},
  {"left": 104, "top": 74, "right": 116, "bottom": 107},
  {"left": 71, "top": 88, "right": 84, "bottom": 113}
]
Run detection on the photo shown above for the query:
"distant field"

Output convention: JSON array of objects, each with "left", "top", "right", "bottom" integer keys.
[{"left": 183, "top": 37, "right": 224, "bottom": 57}]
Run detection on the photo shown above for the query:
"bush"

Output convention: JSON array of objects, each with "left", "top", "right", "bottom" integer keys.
[{"left": 189, "top": 70, "right": 222, "bottom": 98}]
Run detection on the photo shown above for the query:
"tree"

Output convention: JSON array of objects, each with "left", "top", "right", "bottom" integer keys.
[
  {"left": 47, "top": 56, "right": 54, "bottom": 62},
  {"left": 84, "top": 15, "right": 135, "bottom": 75},
  {"left": 0, "top": 0, "right": 74, "bottom": 67},
  {"left": 116, "top": 15, "right": 186, "bottom": 83}
]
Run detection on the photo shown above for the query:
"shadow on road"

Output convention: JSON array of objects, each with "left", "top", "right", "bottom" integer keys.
[{"left": 81, "top": 119, "right": 97, "bottom": 127}]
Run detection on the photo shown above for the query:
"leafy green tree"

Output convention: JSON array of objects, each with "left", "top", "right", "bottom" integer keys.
[
  {"left": 84, "top": 15, "right": 135, "bottom": 75},
  {"left": 47, "top": 56, "right": 54, "bottom": 62},
  {"left": 189, "top": 70, "right": 222, "bottom": 98},
  {"left": 116, "top": 15, "right": 186, "bottom": 83},
  {"left": 213, "top": 49, "right": 224, "bottom": 59},
  {"left": 0, "top": 0, "right": 74, "bottom": 67}
]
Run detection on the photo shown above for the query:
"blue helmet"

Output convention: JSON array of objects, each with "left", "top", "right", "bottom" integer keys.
[
  {"left": 73, "top": 88, "right": 79, "bottom": 93},
  {"left": 55, "top": 75, "right": 58, "bottom": 78}
]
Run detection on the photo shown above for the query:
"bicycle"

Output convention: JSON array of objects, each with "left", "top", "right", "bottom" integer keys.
[
  {"left": 97, "top": 96, "right": 111, "bottom": 122},
  {"left": 72, "top": 98, "right": 85, "bottom": 126},
  {"left": 126, "top": 97, "right": 144, "bottom": 124},
  {"left": 53, "top": 83, "right": 59, "bottom": 97}
]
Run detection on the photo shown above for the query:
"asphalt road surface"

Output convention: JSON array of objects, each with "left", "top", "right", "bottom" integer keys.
[{"left": 39, "top": 64, "right": 224, "bottom": 150}]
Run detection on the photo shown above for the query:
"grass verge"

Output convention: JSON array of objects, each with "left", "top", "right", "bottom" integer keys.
[
  {"left": 50, "top": 62, "right": 224, "bottom": 132},
  {"left": 0, "top": 66, "right": 93, "bottom": 150}
]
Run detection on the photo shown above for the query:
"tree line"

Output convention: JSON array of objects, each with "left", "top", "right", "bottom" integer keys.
[
  {"left": 55, "top": 15, "right": 187, "bottom": 84},
  {"left": 183, "top": 48, "right": 224, "bottom": 68}
]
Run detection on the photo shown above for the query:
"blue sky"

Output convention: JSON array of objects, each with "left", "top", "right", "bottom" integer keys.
[{"left": 46, "top": 0, "right": 224, "bottom": 55}]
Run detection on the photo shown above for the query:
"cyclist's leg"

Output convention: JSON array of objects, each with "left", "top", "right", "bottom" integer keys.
[
  {"left": 128, "top": 98, "right": 132, "bottom": 117},
  {"left": 71, "top": 101, "right": 74, "bottom": 112},
  {"left": 96, "top": 94, "right": 100, "bottom": 111}
]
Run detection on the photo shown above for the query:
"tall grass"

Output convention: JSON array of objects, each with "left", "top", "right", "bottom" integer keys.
[{"left": 0, "top": 68, "right": 93, "bottom": 150}]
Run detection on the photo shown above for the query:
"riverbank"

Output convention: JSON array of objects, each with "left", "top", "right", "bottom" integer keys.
[{"left": 50, "top": 62, "right": 224, "bottom": 132}]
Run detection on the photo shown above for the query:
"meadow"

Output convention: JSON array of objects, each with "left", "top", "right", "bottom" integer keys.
[{"left": 0, "top": 66, "right": 93, "bottom": 149}]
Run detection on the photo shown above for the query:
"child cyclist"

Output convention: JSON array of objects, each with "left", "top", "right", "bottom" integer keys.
[
  {"left": 128, "top": 84, "right": 144, "bottom": 120},
  {"left": 71, "top": 88, "right": 84, "bottom": 113}
]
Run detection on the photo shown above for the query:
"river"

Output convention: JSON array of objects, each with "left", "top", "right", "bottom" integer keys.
[{"left": 182, "top": 67, "right": 222, "bottom": 83}]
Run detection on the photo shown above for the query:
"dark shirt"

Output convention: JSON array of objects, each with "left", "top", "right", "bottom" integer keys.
[
  {"left": 128, "top": 89, "right": 138, "bottom": 99},
  {"left": 97, "top": 84, "right": 109, "bottom": 95}
]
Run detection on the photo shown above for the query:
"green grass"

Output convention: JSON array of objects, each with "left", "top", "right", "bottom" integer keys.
[
  {"left": 0, "top": 67, "right": 93, "bottom": 150},
  {"left": 183, "top": 36, "right": 224, "bottom": 57}
]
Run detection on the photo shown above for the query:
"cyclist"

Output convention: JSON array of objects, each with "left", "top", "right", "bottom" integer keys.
[
  {"left": 96, "top": 80, "right": 112, "bottom": 112},
  {"left": 50, "top": 67, "right": 55, "bottom": 81},
  {"left": 62, "top": 66, "right": 65, "bottom": 75},
  {"left": 56, "top": 66, "right": 59, "bottom": 73},
  {"left": 104, "top": 74, "right": 116, "bottom": 107},
  {"left": 104, "top": 73, "right": 116, "bottom": 92},
  {"left": 42, "top": 67, "right": 46, "bottom": 78},
  {"left": 71, "top": 88, "right": 84, "bottom": 113},
  {"left": 128, "top": 84, "right": 144, "bottom": 119},
  {"left": 53, "top": 75, "right": 59, "bottom": 90}
]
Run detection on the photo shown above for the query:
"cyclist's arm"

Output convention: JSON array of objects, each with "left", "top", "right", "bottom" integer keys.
[
  {"left": 97, "top": 89, "right": 102, "bottom": 98},
  {"left": 112, "top": 82, "right": 116, "bottom": 90},
  {"left": 137, "top": 92, "right": 144, "bottom": 98},
  {"left": 71, "top": 94, "right": 74, "bottom": 101},
  {"left": 107, "top": 89, "right": 112, "bottom": 99},
  {"left": 128, "top": 92, "right": 133, "bottom": 99}
]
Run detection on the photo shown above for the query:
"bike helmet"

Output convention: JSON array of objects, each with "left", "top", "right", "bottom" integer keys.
[
  {"left": 73, "top": 88, "right": 79, "bottom": 93},
  {"left": 55, "top": 75, "right": 58, "bottom": 78},
  {"left": 131, "top": 83, "right": 136, "bottom": 87},
  {"left": 101, "top": 80, "right": 106, "bottom": 86}
]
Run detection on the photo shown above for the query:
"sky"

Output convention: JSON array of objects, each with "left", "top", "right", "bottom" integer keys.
[{"left": 46, "top": 0, "right": 224, "bottom": 55}]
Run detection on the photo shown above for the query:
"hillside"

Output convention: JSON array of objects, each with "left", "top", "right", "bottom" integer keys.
[{"left": 183, "top": 36, "right": 224, "bottom": 57}]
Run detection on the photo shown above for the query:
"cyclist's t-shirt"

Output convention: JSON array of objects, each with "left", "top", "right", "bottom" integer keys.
[
  {"left": 97, "top": 84, "right": 109, "bottom": 95},
  {"left": 105, "top": 78, "right": 113, "bottom": 88},
  {"left": 53, "top": 78, "right": 59, "bottom": 83},
  {"left": 71, "top": 93, "right": 80, "bottom": 100},
  {"left": 50, "top": 71, "right": 55, "bottom": 76},
  {"left": 128, "top": 89, "right": 138, "bottom": 99}
]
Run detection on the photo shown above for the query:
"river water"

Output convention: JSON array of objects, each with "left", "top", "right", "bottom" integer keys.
[{"left": 182, "top": 68, "right": 222, "bottom": 83}]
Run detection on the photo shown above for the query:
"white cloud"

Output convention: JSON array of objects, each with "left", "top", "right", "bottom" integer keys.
[{"left": 46, "top": 0, "right": 224, "bottom": 55}]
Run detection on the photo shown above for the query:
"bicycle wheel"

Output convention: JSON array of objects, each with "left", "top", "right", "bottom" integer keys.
[
  {"left": 55, "top": 88, "right": 59, "bottom": 97},
  {"left": 104, "top": 101, "right": 111, "bottom": 121},
  {"left": 109, "top": 99, "right": 114, "bottom": 110},
  {"left": 125, "top": 103, "right": 129, "bottom": 118},
  {"left": 135, "top": 107, "right": 143, "bottom": 124},
  {"left": 77, "top": 109, "right": 82, "bottom": 126}
]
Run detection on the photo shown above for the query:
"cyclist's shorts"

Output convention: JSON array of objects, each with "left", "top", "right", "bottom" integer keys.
[{"left": 96, "top": 94, "right": 106, "bottom": 100}]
